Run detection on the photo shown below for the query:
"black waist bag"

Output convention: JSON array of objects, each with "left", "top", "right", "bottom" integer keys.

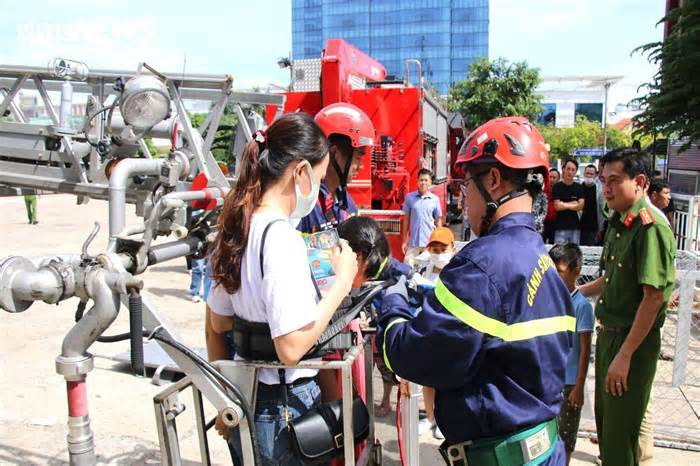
[{"left": 289, "top": 396, "right": 370, "bottom": 464}]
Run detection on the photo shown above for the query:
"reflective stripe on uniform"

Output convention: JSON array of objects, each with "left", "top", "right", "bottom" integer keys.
[
  {"left": 383, "top": 318, "right": 408, "bottom": 372},
  {"left": 435, "top": 279, "right": 575, "bottom": 342}
]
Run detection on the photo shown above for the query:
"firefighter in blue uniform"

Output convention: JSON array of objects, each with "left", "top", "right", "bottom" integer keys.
[
  {"left": 297, "top": 102, "right": 375, "bottom": 233},
  {"left": 377, "top": 117, "right": 575, "bottom": 466}
]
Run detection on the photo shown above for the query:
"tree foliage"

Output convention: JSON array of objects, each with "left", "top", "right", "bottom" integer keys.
[
  {"left": 632, "top": 0, "right": 700, "bottom": 151},
  {"left": 136, "top": 137, "right": 160, "bottom": 158},
  {"left": 190, "top": 106, "right": 240, "bottom": 164},
  {"left": 447, "top": 57, "right": 543, "bottom": 129},
  {"left": 538, "top": 116, "right": 631, "bottom": 161}
]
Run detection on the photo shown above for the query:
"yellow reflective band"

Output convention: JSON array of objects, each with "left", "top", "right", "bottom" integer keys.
[
  {"left": 372, "top": 257, "right": 389, "bottom": 280},
  {"left": 434, "top": 279, "right": 575, "bottom": 342},
  {"left": 383, "top": 318, "right": 408, "bottom": 372}
]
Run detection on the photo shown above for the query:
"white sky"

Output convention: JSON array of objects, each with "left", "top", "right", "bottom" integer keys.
[{"left": 0, "top": 0, "right": 666, "bottom": 108}]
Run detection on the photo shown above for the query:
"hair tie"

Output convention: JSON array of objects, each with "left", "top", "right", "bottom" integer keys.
[
  {"left": 253, "top": 130, "right": 269, "bottom": 167},
  {"left": 253, "top": 129, "right": 267, "bottom": 147}
]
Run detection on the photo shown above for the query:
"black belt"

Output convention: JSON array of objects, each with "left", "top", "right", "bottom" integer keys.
[
  {"left": 258, "top": 376, "right": 316, "bottom": 391},
  {"left": 598, "top": 325, "right": 631, "bottom": 334}
]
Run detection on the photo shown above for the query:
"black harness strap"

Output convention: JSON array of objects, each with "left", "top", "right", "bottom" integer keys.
[
  {"left": 258, "top": 219, "right": 322, "bottom": 419},
  {"left": 259, "top": 219, "right": 284, "bottom": 280},
  {"left": 259, "top": 219, "right": 322, "bottom": 300}
]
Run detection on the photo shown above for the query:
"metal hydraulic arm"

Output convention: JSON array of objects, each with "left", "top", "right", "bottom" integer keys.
[{"left": 0, "top": 59, "right": 283, "bottom": 465}]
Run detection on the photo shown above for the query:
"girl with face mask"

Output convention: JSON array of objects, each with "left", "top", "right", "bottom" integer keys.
[
  {"left": 416, "top": 226, "right": 455, "bottom": 440},
  {"left": 422, "top": 227, "right": 456, "bottom": 283},
  {"left": 207, "top": 113, "right": 358, "bottom": 465}
]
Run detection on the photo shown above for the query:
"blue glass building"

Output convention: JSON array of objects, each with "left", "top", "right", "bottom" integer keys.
[{"left": 292, "top": 0, "right": 489, "bottom": 95}]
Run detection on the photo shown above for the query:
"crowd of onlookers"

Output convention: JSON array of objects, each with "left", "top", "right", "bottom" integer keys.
[{"left": 539, "top": 158, "right": 675, "bottom": 246}]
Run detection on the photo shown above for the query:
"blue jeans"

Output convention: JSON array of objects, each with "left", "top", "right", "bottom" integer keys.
[
  {"left": 203, "top": 260, "right": 213, "bottom": 301},
  {"left": 228, "top": 379, "right": 322, "bottom": 466},
  {"left": 189, "top": 258, "right": 205, "bottom": 297},
  {"left": 553, "top": 229, "right": 581, "bottom": 245}
]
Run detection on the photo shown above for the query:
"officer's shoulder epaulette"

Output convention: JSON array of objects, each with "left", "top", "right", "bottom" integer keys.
[{"left": 639, "top": 208, "right": 655, "bottom": 226}]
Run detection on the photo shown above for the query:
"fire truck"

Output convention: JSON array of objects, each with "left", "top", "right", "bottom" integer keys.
[{"left": 267, "top": 39, "right": 462, "bottom": 257}]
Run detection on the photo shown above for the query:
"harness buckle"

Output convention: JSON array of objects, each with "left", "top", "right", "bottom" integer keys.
[
  {"left": 445, "top": 440, "right": 471, "bottom": 466},
  {"left": 334, "top": 433, "right": 343, "bottom": 449}
]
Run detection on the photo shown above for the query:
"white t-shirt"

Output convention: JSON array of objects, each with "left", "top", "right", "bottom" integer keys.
[
  {"left": 421, "top": 267, "right": 441, "bottom": 285},
  {"left": 646, "top": 196, "right": 671, "bottom": 226},
  {"left": 207, "top": 212, "right": 320, "bottom": 385}
]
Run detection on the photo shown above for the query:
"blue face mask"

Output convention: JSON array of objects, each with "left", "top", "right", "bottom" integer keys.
[{"left": 290, "top": 161, "right": 320, "bottom": 221}]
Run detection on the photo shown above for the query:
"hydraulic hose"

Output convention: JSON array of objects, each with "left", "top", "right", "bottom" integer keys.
[
  {"left": 149, "top": 330, "right": 262, "bottom": 466},
  {"left": 96, "top": 332, "right": 131, "bottom": 343},
  {"left": 128, "top": 289, "right": 144, "bottom": 376}
]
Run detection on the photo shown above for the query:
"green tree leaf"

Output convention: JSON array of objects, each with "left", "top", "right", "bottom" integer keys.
[
  {"left": 447, "top": 57, "right": 543, "bottom": 129},
  {"left": 632, "top": 0, "right": 700, "bottom": 152}
]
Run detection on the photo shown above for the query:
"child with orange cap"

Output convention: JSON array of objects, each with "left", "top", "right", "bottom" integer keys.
[{"left": 415, "top": 226, "right": 456, "bottom": 440}]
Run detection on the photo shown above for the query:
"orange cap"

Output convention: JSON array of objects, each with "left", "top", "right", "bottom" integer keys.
[{"left": 427, "top": 227, "right": 455, "bottom": 246}]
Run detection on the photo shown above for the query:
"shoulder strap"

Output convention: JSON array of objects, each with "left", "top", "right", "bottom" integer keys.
[
  {"left": 260, "top": 219, "right": 286, "bottom": 279},
  {"left": 259, "top": 219, "right": 322, "bottom": 300}
]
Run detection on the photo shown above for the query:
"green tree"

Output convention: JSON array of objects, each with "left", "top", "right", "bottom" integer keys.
[
  {"left": 606, "top": 127, "right": 632, "bottom": 151},
  {"left": 136, "top": 137, "right": 160, "bottom": 157},
  {"left": 190, "top": 108, "right": 240, "bottom": 165},
  {"left": 632, "top": 0, "right": 700, "bottom": 152},
  {"left": 538, "top": 116, "right": 631, "bottom": 161},
  {"left": 447, "top": 57, "right": 543, "bottom": 129}
]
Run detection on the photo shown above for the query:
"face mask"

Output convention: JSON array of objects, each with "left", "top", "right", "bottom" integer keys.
[
  {"left": 290, "top": 161, "right": 320, "bottom": 221},
  {"left": 416, "top": 250, "right": 431, "bottom": 262},
  {"left": 584, "top": 176, "right": 595, "bottom": 185},
  {"left": 430, "top": 252, "right": 452, "bottom": 269}
]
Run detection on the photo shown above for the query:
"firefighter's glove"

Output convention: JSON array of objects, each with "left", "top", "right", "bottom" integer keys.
[{"left": 384, "top": 275, "right": 409, "bottom": 301}]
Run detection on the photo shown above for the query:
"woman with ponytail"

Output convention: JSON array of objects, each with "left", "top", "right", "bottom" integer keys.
[{"left": 206, "top": 113, "right": 358, "bottom": 465}]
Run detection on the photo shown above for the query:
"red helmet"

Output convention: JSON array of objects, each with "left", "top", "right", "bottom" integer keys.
[
  {"left": 314, "top": 103, "right": 375, "bottom": 148},
  {"left": 454, "top": 116, "right": 550, "bottom": 188}
]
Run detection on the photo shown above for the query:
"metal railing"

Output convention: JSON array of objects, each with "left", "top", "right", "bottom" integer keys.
[
  {"left": 576, "top": 247, "right": 700, "bottom": 449},
  {"left": 672, "top": 195, "right": 700, "bottom": 251},
  {"left": 153, "top": 337, "right": 381, "bottom": 466}
]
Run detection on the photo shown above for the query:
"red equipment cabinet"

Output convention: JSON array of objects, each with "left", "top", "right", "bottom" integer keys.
[{"left": 269, "top": 39, "right": 456, "bottom": 258}]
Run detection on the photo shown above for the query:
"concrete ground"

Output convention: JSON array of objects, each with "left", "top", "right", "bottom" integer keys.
[{"left": 1, "top": 194, "right": 699, "bottom": 465}]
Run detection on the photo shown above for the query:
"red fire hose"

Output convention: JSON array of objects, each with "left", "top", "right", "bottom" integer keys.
[{"left": 396, "top": 385, "right": 408, "bottom": 466}]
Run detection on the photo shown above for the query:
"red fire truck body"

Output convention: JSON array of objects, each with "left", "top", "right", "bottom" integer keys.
[{"left": 268, "top": 39, "right": 457, "bottom": 258}]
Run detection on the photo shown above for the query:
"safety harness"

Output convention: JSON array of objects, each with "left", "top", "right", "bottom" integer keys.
[{"left": 230, "top": 220, "right": 388, "bottom": 362}]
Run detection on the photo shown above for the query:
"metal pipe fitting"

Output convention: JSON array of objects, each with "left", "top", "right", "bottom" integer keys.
[
  {"left": 60, "top": 268, "right": 121, "bottom": 359},
  {"left": 0, "top": 256, "right": 65, "bottom": 313},
  {"left": 147, "top": 237, "right": 202, "bottom": 266},
  {"left": 108, "top": 158, "right": 165, "bottom": 238},
  {"left": 66, "top": 414, "right": 96, "bottom": 465},
  {"left": 110, "top": 114, "right": 179, "bottom": 140},
  {"left": 9, "top": 267, "right": 63, "bottom": 303},
  {"left": 221, "top": 406, "right": 240, "bottom": 427},
  {"left": 405, "top": 59, "right": 423, "bottom": 89},
  {"left": 122, "top": 224, "right": 146, "bottom": 237}
]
